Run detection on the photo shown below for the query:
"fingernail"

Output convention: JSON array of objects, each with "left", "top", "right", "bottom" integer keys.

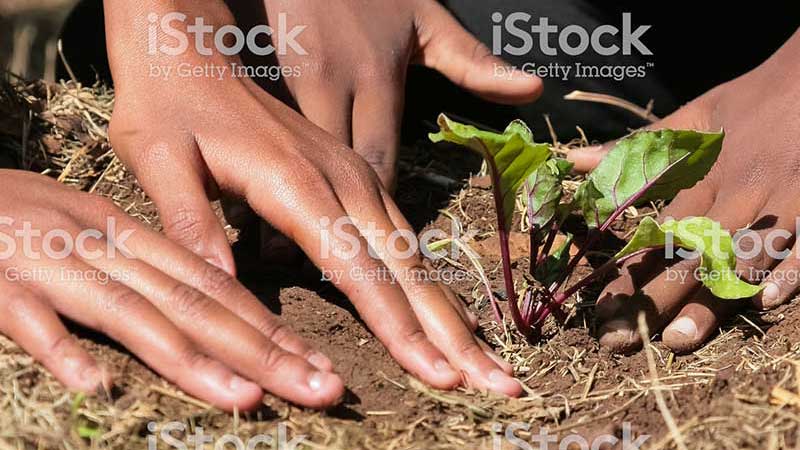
[
  {"left": 307, "top": 352, "right": 333, "bottom": 371},
  {"left": 667, "top": 317, "right": 697, "bottom": 339},
  {"left": 308, "top": 371, "right": 336, "bottom": 392},
  {"left": 229, "top": 375, "right": 258, "bottom": 392},
  {"left": 760, "top": 282, "right": 781, "bottom": 308},
  {"left": 488, "top": 369, "right": 521, "bottom": 395},
  {"left": 434, "top": 359, "right": 459, "bottom": 377},
  {"left": 81, "top": 366, "right": 101, "bottom": 384},
  {"left": 485, "top": 350, "right": 514, "bottom": 374}
]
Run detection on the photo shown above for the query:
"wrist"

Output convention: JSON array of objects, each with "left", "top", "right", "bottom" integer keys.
[{"left": 103, "top": 0, "right": 238, "bottom": 87}]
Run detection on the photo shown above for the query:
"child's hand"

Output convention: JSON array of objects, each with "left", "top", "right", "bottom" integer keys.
[
  {"left": 256, "top": 0, "right": 542, "bottom": 189},
  {"left": 104, "top": 0, "right": 521, "bottom": 400},
  {"left": 0, "top": 170, "right": 345, "bottom": 410},
  {"left": 568, "top": 29, "right": 800, "bottom": 354}
]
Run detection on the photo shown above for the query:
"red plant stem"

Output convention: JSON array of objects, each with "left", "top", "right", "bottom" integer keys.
[
  {"left": 551, "top": 246, "right": 664, "bottom": 306},
  {"left": 549, "top": 229, "right": 600, "bottom": 294},
  {"left": 486, "top": 160, "right": 530, "bottom": 336},
  {"left": 529, "top": 225, "right": 541, "bottom": 276},
  {"left": 597, "top": 154, "right": 690, "bottom": 233},
  {"left": 520, "top": 289, "right": 533, "bottom": 323},
  {"left": 536, "top": 221, "right": 560, "bottom": 267}
]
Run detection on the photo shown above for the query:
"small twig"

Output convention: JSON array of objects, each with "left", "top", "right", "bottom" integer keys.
[
  {"left": 149, "top": 385, "right": 213, "bottom": 410},
  {"left": 564, "top": 90, "right": 660, "bottom": 123},
  {"left": 638, "top": 313, "right": 688, "bottom": 450},
  {"left": 57, "top": 39, "right": 78, "bottom": 84}
]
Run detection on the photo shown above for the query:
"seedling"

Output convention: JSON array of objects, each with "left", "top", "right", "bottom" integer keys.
[{"left": 430, "top": 114, "right": 761, "bottom": 340}]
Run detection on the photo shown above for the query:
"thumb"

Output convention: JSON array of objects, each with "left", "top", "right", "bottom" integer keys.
[
  {"left": 414, "top": 0, "right": 543, "bottom": 105},
  {"left": 112, "top": 133, "right": 237, "bottom": 276},
  {"left": 567, "top": 92, "right": 719, "bottom": 173}
]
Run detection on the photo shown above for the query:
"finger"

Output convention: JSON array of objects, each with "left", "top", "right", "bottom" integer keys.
[
  {"left": 339, "top": 184, "right": 520, "bottom": 395},
  {"left": 423, "top": 258, "right": 478, "bottom": 331},
  {"left": 414, "top": 0, "right": 542, "bottom": 104},
  {"left": 67, "top": 225, "right": 344, "bottom": 408},
  {"left": 207, "top": 153, "right": 464, "bottom": 390},
  {"left": 0, "top": 278, "right": 108, "bottom": 393},
  {"left": 662, "top": 288, "right": 744, "bottom": 353},
  {"left": 567, "top": 92, "right": 720, "bottom": 172},
  {"left": 596, "top": 186, "right": 716, "bottom": 322},
  {"left": 97, "top": 213, "right": 333, "bottom": 372},
  {"left": 733, "top": 200, "right": 795, "bottom": 285},
  {"left": 114, "top": 135, "right": 236, "bottom": 276},
  {"left": 17, "top": 257, "right": 264, "bottom": 411},
  {"left": 598, "top": 203, "right": 755, "bottom": 353},
  {"left": 598, "top": 258, "right": 701, "bottom": 353},
  {"left": 293, "top": 82, "right": 353, "bottom": 146},
  {"left": 757, "top": 241, "right": 800, "bottom": 309},
  {"left": 352, "top": 81, "right": 404, "bottom": 190}
]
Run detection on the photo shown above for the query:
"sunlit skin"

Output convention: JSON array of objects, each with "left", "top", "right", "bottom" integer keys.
[
  {"left": 568, "top": 29, "right": 800, "bottom": 354},
  {"left": 0, "top": 0, "right": 544, "bottom": 409}
]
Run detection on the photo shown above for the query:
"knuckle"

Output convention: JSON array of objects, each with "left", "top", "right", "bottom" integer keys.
[
  {"left": 163, "top": 207, "right": 207, "bottom": 246},
  {"left": 83, "top": 194, "right": 120, "bottom": 218},
  {"left": 334, "top": 156, "right": 383, "bottom": 197},
  {"left": 281, "top": 158, "right": 329, "bottom": 194},
  {"left": 195, "top": 264, "right": 236, "bottom": 298},
  {"left": 175, "top": 345, "right": 208, "bottom": 370},
  {"left": 400, "top": 327, "right": 429, "bottom": 346},
  {"left": 168, "top": 284, "right": 216, "bottom": 323},
  {"left": 260, "top": 320, "right": 292, "bottom": 346},
  {"left": 107, "top": 114, "right": 130, "bottom": 147},
  {"left": 358, "top": 145, "right": 393, "bottom": 172},
  {"left": 104, "top": 286, "right": 146, "bottom": 317},
  {"left": 47, "top": 334, "right": 78, "bottom": 358},
  {"left": 257, "top": 345, "right": 292, "bottom": 373},
  {"left": 737, "top": 256, "right": 771, "bottom": 283},
  {"left": 455, "top": 338, "right": 484, "bottom": 360}
]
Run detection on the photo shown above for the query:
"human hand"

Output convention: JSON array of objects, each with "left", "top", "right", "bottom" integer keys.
[
  {"left": 105, "top": 0, "right": 522, "bottom": 398},
  {"left": 0, "top": 170, "right": 346, "bottom": 411},
  {"left": 568, "top": 30, "right": 800, "bottom": 353},
  {"left": 258, "top": 0, "right": 542, "bottom": 189}
]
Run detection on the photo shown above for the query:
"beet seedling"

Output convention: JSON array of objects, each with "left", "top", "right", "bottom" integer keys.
[{"left": 430, "top": 114, "right": 761, "bottom": 340}]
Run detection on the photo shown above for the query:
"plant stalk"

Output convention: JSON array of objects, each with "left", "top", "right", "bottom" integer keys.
[{"left": 487, "top": 160, "right": 530, "bottom": 336}]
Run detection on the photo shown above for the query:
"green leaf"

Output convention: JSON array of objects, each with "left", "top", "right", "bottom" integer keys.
[
  {"left": 78, "top": 424, "right": 102, "bottom": 439},
  {"left": 430, "top": 114, "right": 551, "bottom": 231},
  {"left": 534, "top": 233, "right": 573, "bottom": 286},
  {"left": 525, "top": 158, "right": 573, "bottom": 231},
  {"left": 578, "top": 129, "right": 724, "bottom": 228},
  {"left": 616, "top": 217, "right": 762, "bottom": 299}
]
